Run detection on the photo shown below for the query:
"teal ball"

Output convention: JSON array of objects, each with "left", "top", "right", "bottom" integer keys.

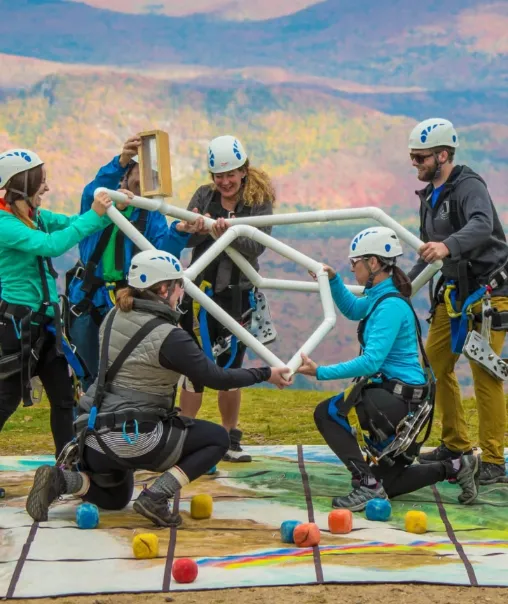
[{"left": 76, "top": 503, "right": 99, "bottom": 529}]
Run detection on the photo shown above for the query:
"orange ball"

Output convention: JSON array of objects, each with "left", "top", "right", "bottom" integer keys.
[
  {"left": 293, "top": 522, "right": 321, "bottom": 547},
  {"left": 328, "top": 509, "right": 353, "bottom": 534}
]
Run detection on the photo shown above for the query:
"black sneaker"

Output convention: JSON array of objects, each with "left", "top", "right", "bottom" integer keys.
[
  {"left": 479, "top": 461, "right": 508, "bottom": 485},
  {"left": 133, "top": 489, "right": 182, "bottom": 527},
  {"left": 456, "top": 454, "right": 481, "bottom": 505},
  {"left": 418, "top": 443, "right": 472, "bottom": 465},
  {"left": 332, "top": 484, "right": 388, "bottom": 512},
  {"left": 26, "top": 465, "right": 66, "bottom": 522},
  {"left": 223, "top": 428, "right": 252, "bottom": 463}
]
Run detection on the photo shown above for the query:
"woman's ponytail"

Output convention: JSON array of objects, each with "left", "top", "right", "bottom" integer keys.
[{"left": 391, "top": 265, "right": 413, "bottom": 298}]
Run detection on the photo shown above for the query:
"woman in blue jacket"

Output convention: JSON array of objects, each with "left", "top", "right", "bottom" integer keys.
[
  {"left": 298, "top": 227, "right": 481, "bottom": 510},
  {"left": 67, "top": 135, "right": 205, "bottom": 388},
  {"left": 0, "top": 148, "right": 112, "bottom": 457}
]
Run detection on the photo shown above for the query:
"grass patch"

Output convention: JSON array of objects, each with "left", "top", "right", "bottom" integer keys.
[{"left": 0, "top": 388, "right": 486, "bottom": 456}]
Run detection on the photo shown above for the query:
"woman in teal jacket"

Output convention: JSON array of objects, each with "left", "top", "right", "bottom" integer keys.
[
  {"left": 0, "top": 148, "right": 112, "bottom": 458},
  {"left": 299, "top": 227, "right": 481, "bottom": 511}
]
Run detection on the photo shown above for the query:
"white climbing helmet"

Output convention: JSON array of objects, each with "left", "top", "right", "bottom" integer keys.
[
  {"left": 0, "top": 149, "right": 44, "bottom": 189},
  {"left": 207, "top": 135, "right": 247, "bottom": 174},
  {"left": 408, "top": 118, "right": 459, "bottom": 150},
  {"left": 128, "top": 250, "right": 183, "bottom": 289},
  {"left": 349, "top": 227, "right": 403, "bottom": 260}
]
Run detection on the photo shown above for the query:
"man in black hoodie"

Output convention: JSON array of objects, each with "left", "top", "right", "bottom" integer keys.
[{"left": 408, "top": 118, "right": 508, "bottom": 485}]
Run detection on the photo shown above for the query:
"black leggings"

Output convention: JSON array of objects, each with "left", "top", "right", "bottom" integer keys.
[
  {"left": 82, "top": 418, "right": 230, "bottom": 510},
  {"left": 0, "top": 321, "right": 75, "bottom": 457},
  {"left": 314, "top": 393, "right": 448, "bottom": 499}
]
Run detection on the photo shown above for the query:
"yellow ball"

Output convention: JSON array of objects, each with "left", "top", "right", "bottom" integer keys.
[
  {"left": 190, "top": 494, "right": 213, "bottom": 519},
  {"left": 405, "top": 510, "right": 428, "bottom": 534},
  {"left": 132, "top": 533, "right": 159, "bottom": 559}
]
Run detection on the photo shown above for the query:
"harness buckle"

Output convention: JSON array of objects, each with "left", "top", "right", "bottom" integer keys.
[
  {"left": 70, "top": 304, "right": 83, "bottom": 318},
  {"left": 74, "top": 265, "right": 85, "bottom": 281}
]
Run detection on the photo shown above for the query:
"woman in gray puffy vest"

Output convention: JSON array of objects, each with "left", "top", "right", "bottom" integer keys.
[{"left": 25, "top": 250, "right": 291, "bottom": 527}]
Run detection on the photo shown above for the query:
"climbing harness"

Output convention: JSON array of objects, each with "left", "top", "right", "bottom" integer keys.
[
  {"left": 75, "top": 308, "right": 188, "bottom": 471},
  {"left": 330, "top": 293, "right": 435, "bottom": 466},
  {"left": 0, "top": 215, "right": 86, "bottom": 405}
]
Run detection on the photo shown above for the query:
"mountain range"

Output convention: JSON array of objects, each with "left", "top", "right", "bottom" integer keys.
[{"left": 0, "top": 0, "right": 507, "bottom": 390}]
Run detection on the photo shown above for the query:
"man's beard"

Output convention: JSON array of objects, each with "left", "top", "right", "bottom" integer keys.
[{"left": 417, "top": 159, "right": 440, "bottom": 183}]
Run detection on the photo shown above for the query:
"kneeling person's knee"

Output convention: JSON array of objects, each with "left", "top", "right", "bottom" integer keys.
[{"left": 217, "top": 424, "right": 230, "bottom": 453}]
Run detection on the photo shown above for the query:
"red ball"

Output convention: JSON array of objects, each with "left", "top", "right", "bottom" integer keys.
[{"left": 172, "top": 558, "right": 198, "bottom": 584}]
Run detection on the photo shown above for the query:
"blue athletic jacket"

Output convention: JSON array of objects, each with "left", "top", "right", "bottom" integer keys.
[
  {"left": 316, "top": 275, "right": 426, "bottom": 385},
  {"left": 67, "top": 155, "right": 190, "bottom": 310}
]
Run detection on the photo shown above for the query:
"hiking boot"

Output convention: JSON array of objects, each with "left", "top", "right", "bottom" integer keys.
[
  {"left": 223, "top": 428, "right": 252, "bottom": 462},
  {"left": 456, "top": 454, "right": 481, "bottom": 505},
  {"left": 133, "top": 489, "right": 182, "bottom": 528},
  {"left": 479, "top": 461, "right": 508, "bottom": 485},
  {"left": 418, "top": 443, "right": 472, "bottom": 465},
  {"left": 332, "top": 484, "right": 388, "bottom": 512},
  {"left": 26, "top": 465, "right": 66, "bottom": 522}
]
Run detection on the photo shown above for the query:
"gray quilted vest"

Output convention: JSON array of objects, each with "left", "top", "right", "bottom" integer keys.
[{"left": 79, "top": 302, "right": 181, "bottom": 416}]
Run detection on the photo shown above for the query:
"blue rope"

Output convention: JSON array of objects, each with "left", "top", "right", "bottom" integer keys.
[
  {"left": 223, "top": 336, "right": 238, "bottom": 369},
  {"left": 449, "top": 285, "right": 487, "bottom": 353},
  {"left": 122, "top": 420, "right": 139, "bottom": 445},
  {"left": 10, "top": 317, "right": 22, "bottom": 340},
  {"left": 198, "top": 286, "right": 215, "bottom": 360},
  {"left": 46, "top": 324, "right": 85, "bottom": 378}
]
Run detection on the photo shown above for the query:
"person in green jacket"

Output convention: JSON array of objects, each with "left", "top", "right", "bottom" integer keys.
[{"left": 0, "top": 148, "right": 113, "bottom": 463}]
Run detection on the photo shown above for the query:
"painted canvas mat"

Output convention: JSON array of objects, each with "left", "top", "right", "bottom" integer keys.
[{"left": 1, "top": 446, "right": 507, "bottom": 599}]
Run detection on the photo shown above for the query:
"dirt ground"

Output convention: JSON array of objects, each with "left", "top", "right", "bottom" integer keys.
[{"left": 7, "top": 584, "right": 508, "bottom": 604}]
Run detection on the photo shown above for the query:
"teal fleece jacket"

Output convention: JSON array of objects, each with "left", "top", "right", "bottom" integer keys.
[
  {"left": 0, "top": 207, "right": 109, "bottom": 315},
  {"left": 316, "top": 275, "right": 426, "bottom": 385}
]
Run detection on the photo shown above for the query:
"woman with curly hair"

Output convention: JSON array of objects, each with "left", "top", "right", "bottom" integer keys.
[{"left": 179, "top": 135, "right": 276, "bottom": 462}]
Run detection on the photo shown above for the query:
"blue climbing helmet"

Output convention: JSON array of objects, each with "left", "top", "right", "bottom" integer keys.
[
  {"left": 349, "top": 227, "right": 403, "bottom": 263},
  {"left": 408, "top": 118, "right": 459, "bottom": 150},
  {"left": 128, "top": 250, "right": 183, "bottom": 289}
]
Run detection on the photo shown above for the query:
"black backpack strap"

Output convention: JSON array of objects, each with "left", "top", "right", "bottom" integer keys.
[
  {"left": 35, "top": 215, "right": 63, "bottom": 354},
  {"left": 419, "top": 204, "right": 428, "bottom": 242},
  {"left": 358, "top": 292, "right": 431, "bottom": 370},
  {"left": 80, "top": 224, "right": 116, "bottom": 295},
  {"left": 132, "top": 209, "right": 149, "bottom": 254},
  {"left": 92, "top": 311, "right": 166, "bottom": 412},
  {"left": 357, "top": 292, "right": 403, "bottom": 348}
]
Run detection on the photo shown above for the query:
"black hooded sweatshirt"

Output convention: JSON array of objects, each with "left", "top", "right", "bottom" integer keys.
[{"left": 408, "top": 165, "right": 508, "bottom": 297}]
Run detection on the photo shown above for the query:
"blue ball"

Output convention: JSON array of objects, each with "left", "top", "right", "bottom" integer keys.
[
  {"left": 206, "top": 465, "right": 217, "bottom": 475},
  {"left": 365, "top": 498, "right": 392, "bottom": 522},
  {"left": 280, "top": 520, "right": 302, "bottom": 543},
  {"left": 76, "top": 503, "right": 99, "bottom": 529}
]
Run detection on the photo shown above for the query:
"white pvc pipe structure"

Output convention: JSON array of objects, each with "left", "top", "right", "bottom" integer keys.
[
  {"left": 96, "top": 188, "right": 442, "bottom": 295},
  {"left": 103, "top": 201, "right": 335, "bottom": 373},
  {"left": 99, "top": 188, "right": 442, "bottom": 373}
]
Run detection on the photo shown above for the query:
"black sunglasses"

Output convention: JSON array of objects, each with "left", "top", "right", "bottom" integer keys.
[{"left": 410, "top": 152, "right": 434, "bottom": 165}]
